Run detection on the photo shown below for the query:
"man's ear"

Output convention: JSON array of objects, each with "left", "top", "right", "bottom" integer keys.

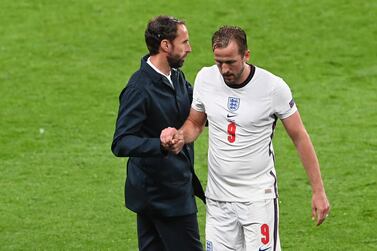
[
  {"left": 242, "top": 50, "right": 250, "bottom": 63},
  {"left": 160, "top": 39, "right": 170, "bottom": 53}
]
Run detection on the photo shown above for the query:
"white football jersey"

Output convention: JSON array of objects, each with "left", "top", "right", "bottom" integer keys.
[{"left": 192, "top": 65, "right": 297, "bottom": 202}]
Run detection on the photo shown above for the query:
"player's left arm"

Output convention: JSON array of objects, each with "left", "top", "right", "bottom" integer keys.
[{"left": 281, "top": 111, "right": 330, "bottom": 226}]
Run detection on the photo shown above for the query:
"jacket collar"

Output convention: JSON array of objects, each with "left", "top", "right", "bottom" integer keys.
[{"left": 140, "top": 55, "right": 177, "bottom": 89}]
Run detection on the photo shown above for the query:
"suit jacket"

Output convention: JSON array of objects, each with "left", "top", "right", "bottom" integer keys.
[{"left": 112, "top": 55, "right": 205, "bottom": 217}]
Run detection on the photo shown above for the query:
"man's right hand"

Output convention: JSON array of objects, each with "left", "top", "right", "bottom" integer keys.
[
  {"left": 160, "top": 127, "right": 185, "bottom": 154},
  {"left": 170, "top": 130, "right": 185, "bottom": 154},
  {"left": 160, "top": 127, "right": 177, "bottom": 150}
]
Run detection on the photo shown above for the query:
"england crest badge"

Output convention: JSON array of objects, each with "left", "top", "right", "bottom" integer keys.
[{"left": 228, "top": 97, "right": 240, "bottom": 111}]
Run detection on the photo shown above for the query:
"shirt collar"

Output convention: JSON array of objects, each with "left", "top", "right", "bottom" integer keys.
[{"left": 147, "top": 57, "right": 171, "bottom": 79}]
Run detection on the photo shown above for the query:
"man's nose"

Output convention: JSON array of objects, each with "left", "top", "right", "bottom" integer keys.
[
  {"left": 221, "top": 63, "right": 230, "bottom": 74},
  {"left": 186, "top": 44, "right": 192, "bottom": 53}
]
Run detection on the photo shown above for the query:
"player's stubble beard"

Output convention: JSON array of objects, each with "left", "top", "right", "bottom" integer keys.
[{"left": 222, "top": 63, "right": 245, "bottom": 85}]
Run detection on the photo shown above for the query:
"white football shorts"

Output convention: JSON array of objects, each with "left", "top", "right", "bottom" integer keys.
[{"left": 205, "top": 198, "right": 281, "bottom": 251}]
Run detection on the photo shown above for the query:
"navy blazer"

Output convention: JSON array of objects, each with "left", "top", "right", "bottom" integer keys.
[{"left": 112, "top": 55, "right": 204, "bottom": 217}]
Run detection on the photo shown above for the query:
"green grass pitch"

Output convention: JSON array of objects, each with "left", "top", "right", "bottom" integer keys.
[{"left": 1, "top": 0, "right": 376, "bottom": 250}]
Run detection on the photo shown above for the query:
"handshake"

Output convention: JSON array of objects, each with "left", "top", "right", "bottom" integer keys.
[{"left": 160, "top": 127, "right": 185, "bottom": 154}]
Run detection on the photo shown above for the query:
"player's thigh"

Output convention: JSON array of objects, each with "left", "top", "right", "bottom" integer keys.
[
  {"left": 205, "top": 199, "right": 244, "bottom": 251},
  {"left": 241, "top": 199, "right": 280, "bottom": 251}
]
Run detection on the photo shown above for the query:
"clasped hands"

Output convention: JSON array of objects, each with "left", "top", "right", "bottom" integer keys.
[{"left": 160, "top": 127, "right": 185, "bottom": 154}]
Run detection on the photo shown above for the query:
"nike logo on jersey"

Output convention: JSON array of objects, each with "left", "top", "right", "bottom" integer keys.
[
  {"left": 226, "top": 114, "right": 236, "bottom": 118},
  {"left": 259, "top": 247, "right": 271, "bottom": 251}
]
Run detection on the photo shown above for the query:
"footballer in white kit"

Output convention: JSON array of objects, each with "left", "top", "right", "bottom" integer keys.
[
  {"left": 192, "top": 64, "right": 297, "bottom": 202},
  {"left": 192, "top": 64, "right": 296, "bottom": 251},
  {"left": 160, "top": 25, "right": 330, "bottom": 251}
]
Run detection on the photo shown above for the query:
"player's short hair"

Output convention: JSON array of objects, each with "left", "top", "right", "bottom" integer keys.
[
  {"left": 145, "top": 16, "right": 185, "bottom": 55},
  {"left": 212, "top": 26, "right": 248, "bottom": 55}
]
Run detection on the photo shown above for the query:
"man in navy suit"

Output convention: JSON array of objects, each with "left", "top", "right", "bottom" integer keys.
[{"left": 111, "top": 16, "right": 204, "bottom": 251}]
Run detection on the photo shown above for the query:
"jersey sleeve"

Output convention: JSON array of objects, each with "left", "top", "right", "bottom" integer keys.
[
  {"left": 272, "top": 79, "right": 297, "bottom": 119},
  {"left": 191, "top": 68, "right": 206, "bottom": 112}
]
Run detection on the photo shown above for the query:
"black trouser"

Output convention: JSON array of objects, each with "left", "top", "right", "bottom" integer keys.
[{"left": 137, "top": 213, "right": 203, "bottom": 251}]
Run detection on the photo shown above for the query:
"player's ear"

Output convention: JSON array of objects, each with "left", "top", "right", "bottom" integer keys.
[{"left": 243, "top": 50, "right": 250, "bottom": 62}]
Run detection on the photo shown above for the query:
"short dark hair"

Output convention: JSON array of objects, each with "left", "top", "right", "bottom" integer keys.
[
  {"left": 212, "top": 26, "right": 248, "bottom": 55},
  {"left": 145, "top": 16, "right": 185, "bottom": 55}
]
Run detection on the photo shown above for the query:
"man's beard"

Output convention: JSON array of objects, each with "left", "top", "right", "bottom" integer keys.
[
  {"left": 222, "top": 64, "right": 245, "bottom": 85},
  {"left": 167, "top": 52, "right": 185, "bottom": 69}
]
